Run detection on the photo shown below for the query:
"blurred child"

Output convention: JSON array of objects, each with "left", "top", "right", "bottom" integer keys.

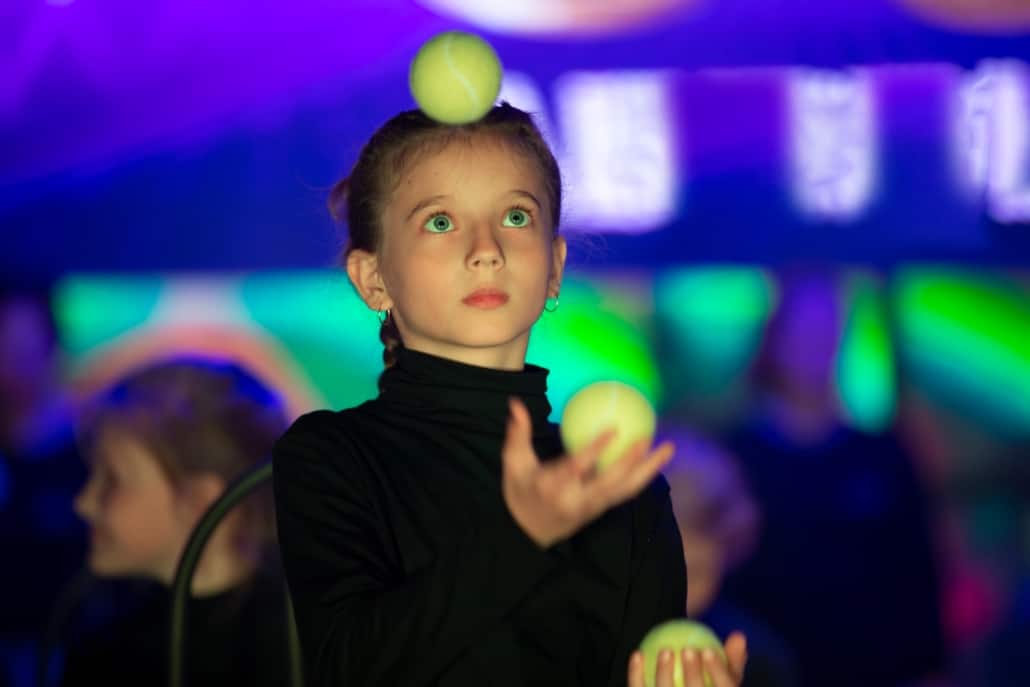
[
  {"left": 721, "top": 270, "right": 945, "bottom": 687},
  {"left": 60, "top": 357, "right": 294, "bottom": 687},
  {"left": 663, "top": 428, "right": 799, "bottom": 687}
]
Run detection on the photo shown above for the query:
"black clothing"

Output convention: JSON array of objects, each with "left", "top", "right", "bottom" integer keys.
[
  {"left": 0, "top": 425, "right": 86, "bottom": 635},
  {"left": 273, "top": 347, "right": 686, "bottom": 686},
  {"left": 60, "top": 572, "right": 293, "bottom": 687},
  {"left": 721, "top": 417, "right": 946, "bottom": 687},
  {"left": 0, "top": 424, "right": 86, "bottom": 687}
]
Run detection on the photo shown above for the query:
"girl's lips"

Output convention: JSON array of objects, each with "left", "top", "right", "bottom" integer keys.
[{"left": 462, "top": 290, "right": 509, "bottom": 308}]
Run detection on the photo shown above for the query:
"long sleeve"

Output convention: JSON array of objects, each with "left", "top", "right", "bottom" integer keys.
[
  {"left": 607, "top": 475, "right": 687, "bottom": 687},
  {"left": 273, "top": 411, "right": 560, "bottom": 687}
]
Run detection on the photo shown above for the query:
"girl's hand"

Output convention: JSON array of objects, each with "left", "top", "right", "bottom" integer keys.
[
  {"left": 502, "top": 397, "right": 674, "bottom": 549},
  {"left": 627, "top": 632, "right": 748, "bottom": 687}
]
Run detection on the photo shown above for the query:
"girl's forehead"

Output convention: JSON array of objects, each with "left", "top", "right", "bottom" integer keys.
[
  {"left": 398, "top": 137, "right": 542, "bottom": 189},
  {"left": 92, "top": 424, "right": 159, "bottom": 472},
  {"left": 384, "top": 141, "right": 547, "bottom": 225}
]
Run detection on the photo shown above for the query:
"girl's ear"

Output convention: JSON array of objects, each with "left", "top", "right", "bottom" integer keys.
[
  {"left": 346, "top": 249, "right": 394, "bottom": 312},
  {"left": 548, "top": 236, "right": 567, "bottom": 298}
]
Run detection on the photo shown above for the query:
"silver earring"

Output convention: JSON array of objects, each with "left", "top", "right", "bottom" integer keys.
[
  {"left": 377, "top": 308, "right": 390, "bottom": 324},
  {"left": 544, "top": 296, "right": 559, "bottom": 313}
]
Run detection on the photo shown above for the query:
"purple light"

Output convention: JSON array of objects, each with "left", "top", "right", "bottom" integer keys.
[
  {"left": 789, "top": 69, "right": 878, "bottom": 221},
  {"left": 555, "top": 70, "right": 679, "bottom": 232},
  {"left": 954, "top": 61, "right": 1030, "bottom": 223}
]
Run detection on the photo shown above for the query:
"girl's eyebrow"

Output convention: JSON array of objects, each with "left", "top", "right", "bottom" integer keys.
[
  {"left": 510, "top": 190, "right": 542, "bottom": 209},
  {"left": 406, "top": 195, "right": 450, "bottom": 221},
  {"left": 405, "top": 190, "right": 542, "bottom": 221}
]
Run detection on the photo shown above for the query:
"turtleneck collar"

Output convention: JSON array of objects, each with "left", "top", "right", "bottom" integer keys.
[{"left": 377, "top": 346, "right": 554, "bottom": 435}]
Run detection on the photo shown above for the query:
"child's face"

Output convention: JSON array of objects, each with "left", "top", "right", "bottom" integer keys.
[
  {"left": 74, "top": 427, "right": 190, "bottom": 581},
  {"left": 679, "top": 526, "right": 724, "bottom": 617},
  {"left": 373, "top": 137, "right": 566, "bottom": 369}
]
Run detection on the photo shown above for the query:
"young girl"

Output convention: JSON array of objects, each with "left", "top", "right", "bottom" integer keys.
[
  {"left": 62, "top": 358, "right": 294, "bottom": 686},
  {"left": 273, "top": 103, "right": 747, "bottom": 686}
]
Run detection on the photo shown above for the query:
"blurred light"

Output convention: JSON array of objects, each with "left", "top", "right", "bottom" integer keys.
[
  {"left": 896, "top": 0, "right": 1030, "bottom": 34},
  {"left": 789, "top": 69, "right": 878, "bottom": 220},
  {"left": 954, "top": 61, "right": 1030, "bottom": 223},
  {"left": 415, "top": 0, "right": 704, "bottom": 36},
  {"left": 555, "top": 70, "right": 679, "bottom": 232},
  {"left": 54, "top": 274, "right": 329, "bottom": 419},
  {"left": 836, "top": 274, "right": 896, "bottom": 433},
  {"left": 894, "top": 269, "right": 1030, "bottom": 434},
  {"left": 53, "top": 276, "right": 162, "bottom": 357},
  {"left": 654, "top": 268, "right": 775, "bottom": 394},
  {"left": 239, "top": 271, "right": 382, "bottom": 412}
]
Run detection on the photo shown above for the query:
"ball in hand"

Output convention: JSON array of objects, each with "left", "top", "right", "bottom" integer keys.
[
  {"left": 560, "top": 381, "right": 656, "bottom": 472},
  {"left": 409, "top": 30, "right": 502, "bottom": 125},
  {"left": 639, "top": 619, "right": 727, "bottom": 687}
]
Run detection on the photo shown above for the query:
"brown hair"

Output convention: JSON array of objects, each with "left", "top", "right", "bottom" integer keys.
[
  {"left": 328, "top": 103, "right": 563, "bottom": 384},
  {"left": 79, "top": 357, "right": 287, "bottom": 552}
]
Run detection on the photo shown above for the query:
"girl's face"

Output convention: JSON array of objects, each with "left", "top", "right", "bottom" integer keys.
[
  {"left": 679, "top": 526, "right": 724, "bottom": 617},
  {"left": 360, "top": 137, "right": 565, "bottom": 370},
  {"left": 74, "top": 427, "right": 190, "bottom": 581}
]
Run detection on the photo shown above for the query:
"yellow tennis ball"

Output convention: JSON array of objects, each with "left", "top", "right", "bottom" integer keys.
[
  {"left": 639, "top": 620, "right": 727, "bottom": 687},
  {"left": 560, "top": 381, "right": 656, "bottom": 472},
  {"left": 409, "top": 30, "right": 502, "bottom": 125}
]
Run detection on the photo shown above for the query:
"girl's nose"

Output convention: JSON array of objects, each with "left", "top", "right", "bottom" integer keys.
[
  {"left": 73, "top": 479, "right": 97, "bottom": 523},
  {"left": 466, "top": 225, "right": 505, "bottom": 270}
]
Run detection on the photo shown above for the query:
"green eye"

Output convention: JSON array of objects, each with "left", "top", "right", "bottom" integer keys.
[
  {"left": 503, "top": 208, "right": 531, "bottom": 228},
  {"left": 424, "top": 214, "right": 454, "bottom": 233}
]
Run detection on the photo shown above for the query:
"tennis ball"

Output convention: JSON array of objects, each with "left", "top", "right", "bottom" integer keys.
[
  {"left": 409, "top": 30, "right": 502, "bottom": 125},
  {"left": 560, "top": 381, "right": 656, "bottom": 472},
  {"left": 639, "top": 620, "right": 727, "bottom": 687}
]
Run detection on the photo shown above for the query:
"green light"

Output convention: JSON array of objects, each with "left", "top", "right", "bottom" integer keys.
[
  {"left": 895, "top": 269, "right": 1030, "bottom": 433},
  {"left": 53, "top": 275, "right": 162, "bottom": 357},
  {"left": 654, "top": 267, "right": 774, "bottom": 398},
  {"left": 239, "top": 271, "right": 382, "bottom": 410},
  {"left": 836, "top": 274, "right": 896, "bottom": 433}
]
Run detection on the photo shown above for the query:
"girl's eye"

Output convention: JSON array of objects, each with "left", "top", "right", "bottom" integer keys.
[
  {"left": 102, "top": 467, "right": 119, "bottom": 487},
  {"left": 424, "top": 214, "right": 454, "bottom": 233},
  {"left": 502, "top": 207, "right": 531, "bottom": 228}
]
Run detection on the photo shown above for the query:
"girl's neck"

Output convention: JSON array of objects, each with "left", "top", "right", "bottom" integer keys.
[
  {"left": 185, "top": 544, "right": 259, "bottom": 597},
  {"left": 404, "top": 340, "right": 528, "bottom": 371},
  {"left": 163, "top": 525, "right": 262, "bottom": 597}
]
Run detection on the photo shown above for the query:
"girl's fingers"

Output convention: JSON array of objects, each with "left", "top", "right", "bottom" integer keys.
[
  {"left": 627, "top": 651, "right": 646, "bottom": 687},
  {"left": 724, "top": 632, "right": 748, "bottom": 682},
  {"left": 589, "top": 438, "right": 650, "bottom": 491},
  {"left": 656, "top": 649, "right": 677, "bottom": 687},
  {"left": 700, "top": 649, "right": 737, "bottom": 687},
  {"left": 681, "top": 649, "right": 705, "bottom": 687},
  {"left": 568, "top": 428, "right": 616, "bottom": 477},
  {"left": 596, "top": 440, "right": 675, "bottom": 504}
]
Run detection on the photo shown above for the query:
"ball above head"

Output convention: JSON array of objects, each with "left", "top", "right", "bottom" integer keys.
[
  {"left": 639, "top": 619, "right": 727, "bottom": 687},
  {"left": 560, "top": 381, "right": 656, "bottom": 472},
  {"left": 409, "top": 30, "right": 503, "bottom": 125}
]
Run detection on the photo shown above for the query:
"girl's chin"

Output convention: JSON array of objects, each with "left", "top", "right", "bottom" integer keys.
[{"left": 87, "top": 547, "right": 138, "bottom": 577}]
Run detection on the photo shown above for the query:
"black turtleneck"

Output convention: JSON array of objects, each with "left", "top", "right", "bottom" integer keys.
[{"left": 273, "top": 347, "right": 686, "bottom": 687}]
